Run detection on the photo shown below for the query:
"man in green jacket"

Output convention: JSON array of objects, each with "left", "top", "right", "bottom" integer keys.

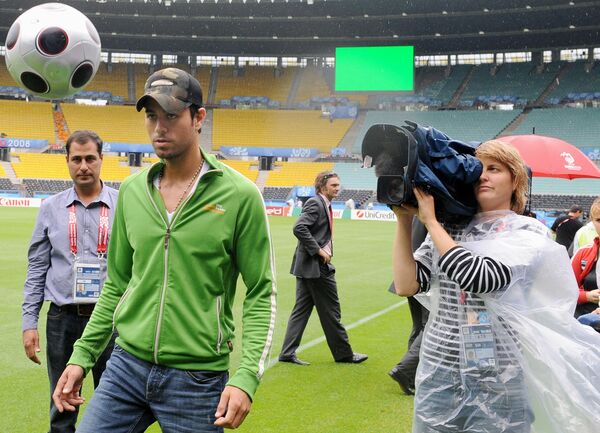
[{"left": 52, "top": 68, "right": 277, "bottom": 433}]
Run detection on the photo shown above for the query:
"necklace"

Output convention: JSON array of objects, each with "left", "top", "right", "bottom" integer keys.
[{"left": 159, "top": 161, "right": 203, "bottom": 213}]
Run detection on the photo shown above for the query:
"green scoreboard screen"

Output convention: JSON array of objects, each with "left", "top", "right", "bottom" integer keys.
[{"left": 334, "top": 45, "right": 414, "bottom": 92}]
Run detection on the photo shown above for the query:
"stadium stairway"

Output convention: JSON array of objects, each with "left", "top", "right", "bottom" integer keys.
[
  {"left": 286, "top": 68, "right": 303, "bottom": 108},
  {"left": 337, "top": 110, "right": 367, "bottom": 153},
  {"left": 533, "top": 62, "right": 572, "bottom": 106},
  {"left": 1, "top": 161, "right": 16, "bottom": 180},
  {"left": 448, "top": 65, "right": 475, "bottom": 108},
  {"left": 496, "top": 108, "right": 530, "bottom": 137},
  {"left": 52, "top": 103, "right": 70, "bottom": 146},
  {"left": 255, "top": 170, "right": 268, "bottom": 193},
  {"left": 0, "top": 160, "right": 26, "bottom": 195},
  {"left": 201, "top": 109, "right": 214, "bottom": 151},
  {"left": 208, "top": 67, "right": 219, "bottom": 105}
]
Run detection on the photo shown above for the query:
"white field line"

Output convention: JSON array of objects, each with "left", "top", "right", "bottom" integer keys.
[{"left": 267, "top": 299, "right": 408, "bottom": 369}]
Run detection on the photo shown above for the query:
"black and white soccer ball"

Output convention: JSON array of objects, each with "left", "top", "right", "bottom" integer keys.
[{"left": 4, "top": 2, "right": 101, "bottom": 99}]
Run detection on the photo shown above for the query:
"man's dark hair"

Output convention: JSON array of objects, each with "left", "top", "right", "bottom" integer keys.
[
  {"left": 189, "top": 104, "right": 202, "bottom": 134},
  {"left": 66, "top": 130, "right": 103, "bottom": 155}
]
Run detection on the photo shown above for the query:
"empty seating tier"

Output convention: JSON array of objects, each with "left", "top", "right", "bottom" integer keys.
[
  {"left": 354, "top": 110, "right": 519, "bottom": 153},
  {"left": 510, "top": 107, "right": 600, "bottom": 149},
  {"left": 0, "top": 100, "right": 56, "bottom": 143},
  {"left": 61, "top": 104, "right": 150, "bottom": 145},
  {"left": 215, "top": 66, "right": 295, "bottom": 104},
  {"left": 11, "top": 153, "right": 131, "bottom": 181},
  {"left": 265, "top": 162, "right": 334, "bottom": 187},
  {"left": 213, "top": 109, "right": 353, "bottom": 152}
]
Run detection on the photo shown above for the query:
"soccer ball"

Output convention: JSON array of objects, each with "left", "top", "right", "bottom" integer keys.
[{"left": 4, "top": 2, "right": 101, "bottom": 100}]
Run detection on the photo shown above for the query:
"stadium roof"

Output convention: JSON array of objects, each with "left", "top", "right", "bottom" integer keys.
[{"left": 1, "top": 0, "right": 600, "bottom": 57}]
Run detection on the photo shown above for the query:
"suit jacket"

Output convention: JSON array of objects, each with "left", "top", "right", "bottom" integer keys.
[{"left": 290, "top": 195, "right": 335, "bottom": 278}]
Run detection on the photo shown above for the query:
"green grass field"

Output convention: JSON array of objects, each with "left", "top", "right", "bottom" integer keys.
[{"left": 0, "top": 207, "right": 415, "bottom": 433}]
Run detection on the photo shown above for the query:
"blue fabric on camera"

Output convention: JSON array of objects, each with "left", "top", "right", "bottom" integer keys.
[{"left": 406, "top": 121, "right": 483, "bottom": 218}]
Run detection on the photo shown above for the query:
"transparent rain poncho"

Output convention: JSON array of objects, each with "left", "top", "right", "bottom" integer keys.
[{"left": 412, "top": 210, "right": 600, "bottom": 433}]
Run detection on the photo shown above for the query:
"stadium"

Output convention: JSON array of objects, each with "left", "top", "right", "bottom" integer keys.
[{"left": 1, "top": 0, "right": 600, "bottom": 432}]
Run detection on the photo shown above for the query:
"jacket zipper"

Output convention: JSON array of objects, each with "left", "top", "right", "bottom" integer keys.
[
  {"left": 216, "top": 295, "right": 223, "bottom": 354},
  {"left": 145, "top": 168, "right": 218, "bottom": 364},
  {"left": 153, "top": 226, "right": 170, "bottom": 364}
]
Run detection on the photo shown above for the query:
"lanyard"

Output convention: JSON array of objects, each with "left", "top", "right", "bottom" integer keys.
[{"left": 68, "top": 203, "right": 109, "bottom": 257}]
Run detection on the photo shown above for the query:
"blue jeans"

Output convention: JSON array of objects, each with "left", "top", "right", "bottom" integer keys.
[
  {"left": 46, "top": 303, "right": 115, "bottom": 433},
  {"left": 577, "top": 313, "right": 600, "bottom": 330},
  {"left": 77, "top": 345, "right": 228, "bottom": 433},
  {"left": 413, "top": 367, "right": 532, "bottom": 433}
]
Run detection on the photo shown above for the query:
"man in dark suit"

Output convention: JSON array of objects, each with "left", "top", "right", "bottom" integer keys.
[
  {"left": 388, "top": 218, "right": 429, "bottom": 395},
  {"left": 278, "top": 171, "right": 368, "bottom": 366}
]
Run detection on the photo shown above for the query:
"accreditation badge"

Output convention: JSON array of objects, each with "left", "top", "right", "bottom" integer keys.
[
  {"left": 460, "top": 322, "right": 497, "bottom": 371},
  {"left": 73, "top": 260, "right": 105, "bottom": 303}
]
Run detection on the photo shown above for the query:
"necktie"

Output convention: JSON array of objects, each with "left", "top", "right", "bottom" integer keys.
[
  {"left": 329, "top": 204, "right": 334, "bottom": 255},
  {"left": 328, "top": 204, "right": 333, "bottom": 235}
]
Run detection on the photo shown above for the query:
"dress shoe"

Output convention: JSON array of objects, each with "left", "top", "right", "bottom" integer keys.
[
  {"left": 278, "top": 355, "right": 310, "bottom": 366},
  {"left": 388, "top": 368, "right": 415, "bottom": 395},
  {"left": 336, "top": 352, "right": 368, "bottom": 364}
]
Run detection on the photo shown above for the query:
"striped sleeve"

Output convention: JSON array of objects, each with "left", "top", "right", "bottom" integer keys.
[
  {"left": 415, "top": 261, "right": 432, "bottom": 293},
  {"left": 438, "top": 246, "right": 511, "bottom": 293},
  {"left": 413, "top": 233, "right": 434, "bottom": 293}
]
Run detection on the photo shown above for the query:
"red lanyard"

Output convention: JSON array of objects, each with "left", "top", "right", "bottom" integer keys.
[{"left": 68, "top": 204, "right": 109, "bottom": 256}]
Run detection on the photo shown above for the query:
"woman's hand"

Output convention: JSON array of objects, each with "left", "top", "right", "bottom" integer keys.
[{"left": 414, "top": 187, "right": 438, "bottom": 228}]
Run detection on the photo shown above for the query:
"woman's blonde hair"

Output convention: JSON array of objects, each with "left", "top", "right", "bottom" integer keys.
[
  {"left": 475, "top": 139, "right": 529, "bottom": 214},
  {"left": 590, "top": 197, "right": 600, "bottom": 219}
]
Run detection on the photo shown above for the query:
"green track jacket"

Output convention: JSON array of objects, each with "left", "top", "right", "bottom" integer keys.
[{"left": 69, "top": 151, "right": 277, "bottom": 399}]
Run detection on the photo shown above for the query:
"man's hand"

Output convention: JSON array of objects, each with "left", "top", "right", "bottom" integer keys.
[
  {"left": 52, "top": 365, "right": 86, "bottom": 413},
  {"left": 214, "top": 385, "right": 251, "bottom": 429},
  {"left": 586, "top": 289, "right": 600, "bottom": 304},
  {"left": 23, "top": 329, "right": 41, "bottom": 365},
  {"left": 318, "top": 249, "right": 331, "bottom": 264}
]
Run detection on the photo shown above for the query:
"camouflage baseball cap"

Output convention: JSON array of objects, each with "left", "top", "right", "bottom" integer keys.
[{"left": 135, "top": 67, "right": 203, "bottom": 114}]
